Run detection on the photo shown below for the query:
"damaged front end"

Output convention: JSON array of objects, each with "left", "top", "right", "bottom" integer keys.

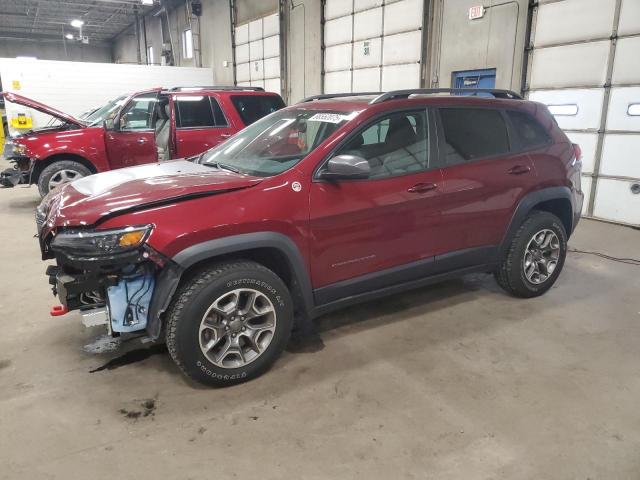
[
  {"left": 1, "top": 141, "right": 31, "bottom": 187},
  {"left": 44, "top": 225, "right": 175, "bottom": 338}
]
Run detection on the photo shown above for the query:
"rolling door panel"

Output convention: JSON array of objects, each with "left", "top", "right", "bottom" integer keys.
[
  {"left": 234, "top": 12, "right": 280, "bottom": 93},
  {"left": 353, "top": 67, "right": 382, "bottom": 91},
  {"left": 593, "top": 179, "right": 640, "bottom": 225},
  {"left": 618, "top": 0, "right": 640, "bottom": 36},
  {"left": 528, "top": 89, "right": 604, "bottom": 131},
  {"left": 606, "top": 87, "right": 640, "bottom": 132},
  {"left": 530, "top": 42, "right": 610, "bottom": 89},
  {"left": 533, "top": 0, "right": 615, "bottom": 47},
  {"left": 324, "top": 16, "right": 352, "bottom": 46},
  {"left": 565, "top": 132, "right": 598, "bottom": 174},
  {"left": 264, "top": 35, "right": 280, "bottom": 59},
  {"left": 612, "top": 37, "right": 640, "bottom": 85},
  {"left": 323, "top": 0, "right": 423, "bottom": 93},
  {"left": 601, "top": 135, "right": 640, "bottom": 179},
  {"left": 353, "top": 38, "right": 382, "bottom": 68},
  {"left": 382, "top": 63, "right": 421, "bottom": 90},
  {"left": 325, "top": 44, "right": 352, "bottom": 72},
  {"left": 383, "top": 0, "right": 423, "bottom": 35},
  {"left": 353, "top": 8, "right": 382, "bottom": 40}
]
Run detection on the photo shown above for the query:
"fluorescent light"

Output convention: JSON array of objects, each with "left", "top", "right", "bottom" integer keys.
[
  {"left": 70, "top": 19, "right": 84, "bottom": 28},
  {"left": 65, "top": 33, "right": 74, "bottom": 40},
  {"left": 627, "top": 103, "right": 640, "bottom": 116},
  {"left": 547, "top": 104, "right": 579, "bottom": 116},
  {"left": 141, "top": 0, "right": 154, "bottom": 4}
]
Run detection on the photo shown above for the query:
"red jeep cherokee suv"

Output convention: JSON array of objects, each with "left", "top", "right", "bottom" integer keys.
[
  {"left": 2, "top": 86, "right": 284, "bottom": 196},
  {"left": 36, "top": 88, "right": 583, "bottom": 386}
]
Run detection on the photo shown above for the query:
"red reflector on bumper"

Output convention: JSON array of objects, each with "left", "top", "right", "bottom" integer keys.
[{"left": 50, "top": 305, "right": 68, "bottom": 316}]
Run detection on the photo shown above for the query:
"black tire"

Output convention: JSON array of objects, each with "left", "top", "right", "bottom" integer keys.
[
  {"left": 166, "top": 260, "right": 294, "bottom": 387},
  {"left": 495, "top": 210, "right": 567, "bottom": 298},
  {"left": 37, "top": 160, "right": 92, "bottom": 197}
]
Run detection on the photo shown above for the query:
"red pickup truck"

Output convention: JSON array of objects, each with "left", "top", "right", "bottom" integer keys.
[{"left": 1, "top": 87, "right": 285, "bottom": 196}]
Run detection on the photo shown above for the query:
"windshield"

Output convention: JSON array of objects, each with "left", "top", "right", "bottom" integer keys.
[
  {"left": 85, "top": 95, "right": 128, "bottom": 126},
  {"left": 201, "top": 108, "right": 358, "bottom": 177}
]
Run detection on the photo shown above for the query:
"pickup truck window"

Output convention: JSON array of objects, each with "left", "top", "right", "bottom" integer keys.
[
  {"left": 175, "top": 95, "right": 228, "bottom": 129},
  {"left": 230, "top": 95, "right": 285, "bottom": 126}
]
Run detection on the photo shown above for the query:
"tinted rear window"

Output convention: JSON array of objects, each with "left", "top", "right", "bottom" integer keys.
[
  {"left": 507, "top": 110, "right": 550, "bottom": 150},
  {"left": 439, "top": 108, "right": 509, "bottom": 164},
  {"left": 175, "top": 96, "right": 228, "bottom": 128},
  {"left": 231, "top": 95, "right": 285, "bottom": 125}
]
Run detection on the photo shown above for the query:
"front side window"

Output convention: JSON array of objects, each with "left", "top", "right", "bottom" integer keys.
[
  {"left": 174, "top": 96, "right": 227, "bottom": 128},
  {"left": 439, "top": 107, "right": 509, "bottom": 164},
  {"left": 337, "top": 110, "right": 429, "bottom": 179},
  {"left": 231, "top": 95, "right": 286, "bottom": 126},
  {"left": 119, "top": 93, "right": 158, "bottom": 131},
  {"left": 507, "top": 110, "right": 550, "bottom": 150},
  {"left": 85, "top": 95, "right": 128, "bottom": 126},
  {"left": 201, "top": 109, "right": 356, "bottom": 177}
]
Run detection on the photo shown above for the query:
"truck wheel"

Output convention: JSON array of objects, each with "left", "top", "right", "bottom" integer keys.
[
  {"left": 495, "top": 210, "right": 567, "bottom": 298},
  {"left": 166, "top": 260, "right": 294, "bottom": 387},
  {"left": 37, "top": 160, "right": 91, "bottom": 197}
]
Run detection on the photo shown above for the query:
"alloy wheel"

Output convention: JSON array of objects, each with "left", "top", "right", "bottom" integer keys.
[
  {"left": 523, "top": 229, "right": 560, "bottom": 285},
  {"left": 48, "top": 169, "right": 84, "bottom": 191},
  {"left": 198, "top": 288, "right": 277, "bottom": 369}
]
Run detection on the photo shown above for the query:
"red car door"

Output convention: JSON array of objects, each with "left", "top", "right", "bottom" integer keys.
[
  {"left": 309, "top": 109, "right": 442, "bottom": 299},
  {"left": 435, "top": 107, "right": 538, "bottom": 255},
  {"left": 105, "top": 92, "right": 159, "bottom": 169},
  {"left": 173, "top": 94, "right": 237, "bottom": 158}
]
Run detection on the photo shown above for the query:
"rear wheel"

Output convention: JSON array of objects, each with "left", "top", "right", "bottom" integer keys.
[
  {"left": 495, "top": 210, "right": 567, "bottom": 298},
  {"left": 37, "top": 160, "right": 91, "bottom": 197},
  {"left": 166, "top": 261, "right": 294, "bottom": 387}
]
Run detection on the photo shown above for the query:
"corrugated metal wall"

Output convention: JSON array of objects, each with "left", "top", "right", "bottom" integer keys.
[{"left": 527, "top": 0, "right": 640, "bottom": 226}]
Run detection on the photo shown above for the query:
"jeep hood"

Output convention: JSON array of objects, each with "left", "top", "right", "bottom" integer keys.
[
  {"left": 2, "top": 91, "right": 85, "bottom": 128},
  {"left": 43, "top": 160, "right": 263, "bottom": 227}
]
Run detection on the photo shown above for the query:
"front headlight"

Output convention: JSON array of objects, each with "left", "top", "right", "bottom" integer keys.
[
  {"left": 51, "top": 225, "right": 153, "bottom": 256},
  {"left": 13, "top": 143, "right": 26, "bottom": 155}
]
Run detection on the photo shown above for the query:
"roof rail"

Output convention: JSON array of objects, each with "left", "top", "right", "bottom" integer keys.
[
  {"left": 299, "top": 92, "right": 383, "bottom": 103},
  {"left": 169, "top": 86, "right": 265, "bottom": 92},
  {"left": 369, "top": 88, "right": 523, "bottom": 104}
]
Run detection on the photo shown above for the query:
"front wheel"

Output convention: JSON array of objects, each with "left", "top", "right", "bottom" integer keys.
[
  {"left": 165, "top": 261, "right": 294, "bottom": 387},
  {"left": 37, "top": 160, "right": 91, "bottom": 197},
  {"left": 495, "top": 210, "right": 567, "bottom": 298}
]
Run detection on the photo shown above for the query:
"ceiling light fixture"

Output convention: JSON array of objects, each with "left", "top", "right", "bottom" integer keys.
[
  {"left": 70, "top": 19, "right": 84, "bottom": 28},
  {"left": 65, "top": 33, "right": 74, "bottom": 40},
  {"left": 141, "top": 0, "right": 154, "bottom": 5}
]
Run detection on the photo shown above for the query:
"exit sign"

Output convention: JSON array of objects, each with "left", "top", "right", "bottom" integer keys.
[{"left": 469, "top": 5, "right": 485, "bottom": 20}]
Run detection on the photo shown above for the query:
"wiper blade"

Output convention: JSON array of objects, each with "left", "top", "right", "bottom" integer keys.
[{"left": 207, "top": 161, "right": 241, "bottom": 174}]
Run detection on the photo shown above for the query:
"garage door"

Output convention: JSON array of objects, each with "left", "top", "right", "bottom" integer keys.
[
  {"left": 323, "top": 0, "right": 424, "bottom": 94},
  {"left": 234, "top": 12, "right": 281, "bottom": 94},
  {"left": 527, "top": 0, "right": 640, "bottom": 226}
]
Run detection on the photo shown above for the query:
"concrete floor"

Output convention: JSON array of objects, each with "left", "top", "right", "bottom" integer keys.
[{"left": 1, "top": 176, "right": 639, "bottom": 480}]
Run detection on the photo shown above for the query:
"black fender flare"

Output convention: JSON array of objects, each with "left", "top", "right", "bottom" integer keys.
[
  {"left": 499, "top": 186, "right": 574, "bottom": 255},
  {"left": 146, "top": 232, "right": 314, "bottom": 340}
]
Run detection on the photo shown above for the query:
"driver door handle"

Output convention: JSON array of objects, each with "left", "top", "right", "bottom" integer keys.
[
  {"left": 508, "top": 165, "right": 531, "bottom": 175},
  {"left": 137, "top": 138, "right": 147, "bottom": 145},
  {"left": 220, "top": 133, "right": 232, "bottom": 138},
  {"left": 407, "top": 182, "right": 437, "bottom": 193}
]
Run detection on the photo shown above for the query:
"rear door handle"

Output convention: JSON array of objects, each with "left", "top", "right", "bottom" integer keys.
[
  {"left": 221, "top": 133, "right": 232, "bottom": 138},
  {"left": 508, "top": 165, "right": 531, "bottom": 175},
  {"left": 137, "top": 138, "right": 147, "bottom": 145},
  {"left": 407, "top": 182, "right": 437, "bottom": 193}
]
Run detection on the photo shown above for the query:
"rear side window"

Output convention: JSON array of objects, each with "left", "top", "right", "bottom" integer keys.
[
  {"left": 231, "top": 95, "right": 285, "bottom": 126},
  {"left": 507, "top": 110, "right": 550, "bottom": 150},
  {"left": 439, "top": 108, "right": 509, "bottom": 164},
  {"left": 175, "top": 96, "right": 227, "bottom": 128}
]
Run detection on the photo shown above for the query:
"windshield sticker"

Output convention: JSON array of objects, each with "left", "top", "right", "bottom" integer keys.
[{"left": 308, "top": 113, "right": 347, "bottom": 124}]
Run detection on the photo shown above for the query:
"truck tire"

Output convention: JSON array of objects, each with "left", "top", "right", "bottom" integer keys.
[
  {"left": 495, "top": 210, "right": 567, "bottom": 298},
  {"left": 166, "top": 260, "right": 294, "bottom": 387},
  {"left": 37, "top": 160, "right": 91, "bottom": 197}
]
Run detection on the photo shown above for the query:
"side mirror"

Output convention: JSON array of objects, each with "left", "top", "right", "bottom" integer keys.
[
  {"left": 104, "top": 117, "right": 118, "bottom": 131},
  {"left": 320, "top": 154, "right": 370, "bottom": 180}
]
